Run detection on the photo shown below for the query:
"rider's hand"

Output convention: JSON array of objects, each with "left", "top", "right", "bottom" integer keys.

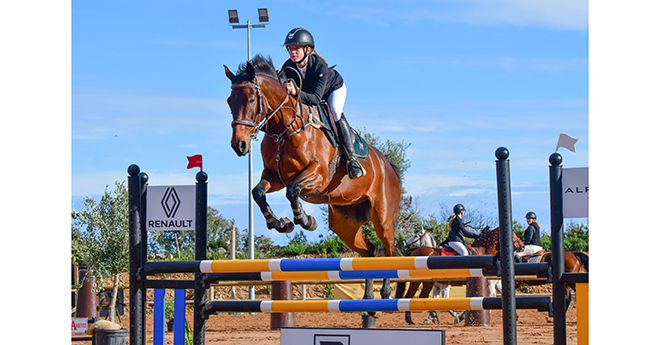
[{"left": 285, "top": 79, "right": 297, "bottom": 95}]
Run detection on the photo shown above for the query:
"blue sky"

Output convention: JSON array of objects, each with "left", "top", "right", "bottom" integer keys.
[{"left": 70, "top": 0, "right": 589, "bottom": 246}]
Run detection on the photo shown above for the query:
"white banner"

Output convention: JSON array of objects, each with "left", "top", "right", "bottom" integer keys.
[
  {"left": 562, "top": 167, "right": 588, "bottom": 218},
  {"left": 146, "top": 185, "right": 196, "bottom": 231},
  {"left": 281, "top": 328, "right": 444, "bottom": 345}
]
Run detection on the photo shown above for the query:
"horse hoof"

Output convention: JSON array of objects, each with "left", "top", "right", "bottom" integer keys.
[
  {"left": 301, "top": 215, "right": 318, "bottom": 231},
  {"left": 367, "top": 311, "right": 381, "bottom": 319},
  {"left": 276, "top": 217, "right": 295, "bottom": 233}
]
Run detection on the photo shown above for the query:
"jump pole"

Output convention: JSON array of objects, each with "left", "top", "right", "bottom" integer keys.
[
  {"left": 128, "top": 164, "right": 144, "bottom": 345},
  {"left": 549, "top": 152, "right": 567, "bottom": 345},
  {"left": 495, "top": 147, "right": 517, "bottom": 345},
  {"left": 193, "top": 171, "right": 208, "bottom": 345}
]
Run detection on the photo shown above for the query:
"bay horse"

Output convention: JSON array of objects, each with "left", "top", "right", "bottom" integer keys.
[
  {"left": 396, "top": 227, "right": 524, "bottom": 325},
  {"left": 224, "top": 55, "right": 402, "bottom": 303},
  {"left": 520, "top": 250, "right": 589, "bottom": 308}
]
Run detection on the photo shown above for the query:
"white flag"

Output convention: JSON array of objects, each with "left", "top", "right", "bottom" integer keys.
[{"left": 555, "top": 133, "right": 578, "bottom": 153}]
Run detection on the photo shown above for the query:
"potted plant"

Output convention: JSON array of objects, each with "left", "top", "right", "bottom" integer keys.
[
  {"left": 165, "top": 297, "right": 175, "bottom": 332},
  {"left": 71, "top": 182, "right": 129, "bottom": 344}
]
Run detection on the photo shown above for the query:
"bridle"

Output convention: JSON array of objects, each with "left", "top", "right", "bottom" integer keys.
[{"left": 230, "top": 73, "right": 310, "bottom": 145}]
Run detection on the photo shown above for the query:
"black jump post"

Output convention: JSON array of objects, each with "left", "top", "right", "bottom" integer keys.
[
  {"left": 495, "top": 147, "right": 517, "bottom": 345},
  {"left": 128, "top": 164, "right": 208, "bottom": 345}
]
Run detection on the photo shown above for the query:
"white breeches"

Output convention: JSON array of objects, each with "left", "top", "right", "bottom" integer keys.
[
  {"left": 448, "top": 241, "right": 470, "bottom": 256},
  {"left": 517, "top": 244, "right": 543, "bottom": 257},
  {"left": 327, "top": 83, "right": 347, "bottom": 122}
]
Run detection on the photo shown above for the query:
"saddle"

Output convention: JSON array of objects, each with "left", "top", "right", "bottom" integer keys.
[
  {"left": 437, "top": 240, "right": 471, "bottom": 256},
  {"left": 307, "top": 103, "right": 369, "bottom": 158}
]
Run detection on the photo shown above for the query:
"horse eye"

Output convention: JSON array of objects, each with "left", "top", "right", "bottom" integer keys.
[{"left": 248, "top": 97, "right": 256, "bottom": 104}]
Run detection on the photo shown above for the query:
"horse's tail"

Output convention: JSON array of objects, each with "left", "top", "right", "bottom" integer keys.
[
  {"left": 574, "top": 251, "right": 589, "bottom": 272},
  {"left": 387, "top": 158, "right": 404, "bottom": 256}
]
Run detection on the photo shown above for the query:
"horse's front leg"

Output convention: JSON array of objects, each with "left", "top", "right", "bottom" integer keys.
[
  {"left": 285, "top": 169, "right": 324, "bottom": 231},
  {"left": 252, "top": 175, "right": 294, "bottom": 234}
]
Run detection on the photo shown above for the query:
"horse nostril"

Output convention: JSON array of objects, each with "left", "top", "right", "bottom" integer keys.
[{"left": 238, "top": 140, "right": 248, "bottom": 155}]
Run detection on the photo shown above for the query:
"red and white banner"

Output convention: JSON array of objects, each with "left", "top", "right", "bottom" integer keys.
[{"left": 71, "top": 318, "right": 88, "bottom": 334}]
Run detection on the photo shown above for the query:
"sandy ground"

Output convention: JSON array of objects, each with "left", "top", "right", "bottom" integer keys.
[
  {"left": 72, "top": 304, "right": 578, "bottom": 344},
  {"left": 72, "top": 271, "right": 580, "bottom": 344}
]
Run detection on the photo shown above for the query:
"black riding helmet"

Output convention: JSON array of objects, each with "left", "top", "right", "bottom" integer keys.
[
  {"left": 525, "top": 211, "right": 537, "bottom": 219},
  {"left": 283, "top": 28, "right": 315, "bottom": 48},
  {"left": 453, "top": 204, "right": 465, "bottom": 215}
]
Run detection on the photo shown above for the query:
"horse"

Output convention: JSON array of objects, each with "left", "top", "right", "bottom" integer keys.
[
  {"left": 224, "top": 55, "right": 403, "bottom": 306},
  {"left": 396, "top": 226, "right": 524, "bottom": 325},
  {"left": 403, "top": 230, "right": 437, "bottom": 252},
  {"left": 519, "top": 250, "right": 589, "bottom": 308}
]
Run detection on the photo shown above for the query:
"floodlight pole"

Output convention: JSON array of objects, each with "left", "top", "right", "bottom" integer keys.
[{"left": 230, "top": 13, "right": 267, "bottom": 301}]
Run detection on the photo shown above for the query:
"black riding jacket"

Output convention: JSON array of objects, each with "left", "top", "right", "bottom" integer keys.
[
  {"left": 446, "top": 215, "right": 480, "bottom": 245},
  {"left": 280, "top": 53, "right": 344, "bottom": 106},
  {"left": 523, "top": 221, "right": 542, "bottom": 247}
]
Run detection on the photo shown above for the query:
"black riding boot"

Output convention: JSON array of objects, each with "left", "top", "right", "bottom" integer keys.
[{"left": 335, "top": 114, "right": 366, "bottom": 179}]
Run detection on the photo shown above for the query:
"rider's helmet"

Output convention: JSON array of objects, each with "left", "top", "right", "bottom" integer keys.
[
  {"left": 525, "top": 211, "right": 537, "bottom": 219},
  {"left": 283, "top": 28, "right": 315, "bottom": 48},
  {"left": 453, "top": 204, "right": 465, "bottom": 215}
]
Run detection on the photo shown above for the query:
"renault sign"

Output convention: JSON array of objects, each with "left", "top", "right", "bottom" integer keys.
[{"left": 146, "top": 185, "right": 196, "bottom": 231}]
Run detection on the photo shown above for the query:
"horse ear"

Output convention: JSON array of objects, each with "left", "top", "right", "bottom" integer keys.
[
  {"left": 224, "top": 65, "right": 235, "bottom": 81},
  {"left": 246, "top": 61, "right": 256, "bottom": 80}
]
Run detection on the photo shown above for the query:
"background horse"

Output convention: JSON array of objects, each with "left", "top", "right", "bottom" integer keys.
[
  {"left": 519, "top": 250, "right": 589, "bottom": 308},
  {"left": 224, "top": 55, "right": 402, "bottom": 305},
  {"left": 396, "top": 227, "right": 524, "bottom": 325}
]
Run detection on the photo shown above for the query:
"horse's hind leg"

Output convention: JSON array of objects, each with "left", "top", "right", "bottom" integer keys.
[
  {"left": 403, "top": 282, "right": 421, "bottom": 325},
  {"left": 252, "top": 178, "right": 294, "bottom": 234}
]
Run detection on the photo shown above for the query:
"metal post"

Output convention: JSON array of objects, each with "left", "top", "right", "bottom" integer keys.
[
  {"left": 246, "top": 20, "right": 256, "bottom": 301},
  {"left": 194, "top": 171, "right": 208, "bottom": 345},
  {"left": 495, "top": 147, "right": 517, "bottom": 345},
  {"left": 231, "top": 15, "right": 267, "bottom": 301},
  {"left": 127, "top": 164, "right": 143, "bottom": 345},
  {"left": 549, "top": 153, "right": 566, "bottom": 345},
  {"left": 138, "top": 172, "right": 148, "bottom": 345}
]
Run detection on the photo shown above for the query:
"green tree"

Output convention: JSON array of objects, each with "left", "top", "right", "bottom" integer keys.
[
  {"left": 564, "top": 221, "right": 589, "bottom": 251},
  {"left": 353, "top": 128, "right": 412, "bottom": 249},
  {"left": 71, "top": 181, "right": 128, "bottom": 323},
  {"left": 149, "top": 206, "right": 242, "bottom": 259}
]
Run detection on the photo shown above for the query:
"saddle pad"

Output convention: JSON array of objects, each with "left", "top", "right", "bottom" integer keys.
[
  {"left": 527, "top": 255, "right": 543, "bottom": 264},
  {"left": 315, "top": 104, "right": 369, "bottom": 159},
  {"left": 351, "top": 128, "right": 369, "bottom": 158}
]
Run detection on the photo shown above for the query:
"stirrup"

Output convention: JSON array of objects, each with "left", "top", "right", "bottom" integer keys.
[{"left": 347, "top": 158, "right": 366, "bottom": 179}]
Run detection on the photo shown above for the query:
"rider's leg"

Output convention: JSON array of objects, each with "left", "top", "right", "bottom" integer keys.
[
  {"left": 328, "top": 84, "right": 366, "bottom": 179},
  {"left": 335, "top": 114, "right": 366, "bottom": 179},
  {"left": 448, "top": 241, "right": 470, "bottom": 256}
]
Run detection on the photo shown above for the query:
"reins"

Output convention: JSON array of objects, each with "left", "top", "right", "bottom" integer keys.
[{"left": 230, "top": 70, "right": 312, "bottom": 186}]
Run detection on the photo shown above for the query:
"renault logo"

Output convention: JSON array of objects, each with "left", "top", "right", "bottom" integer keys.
[{"left": 160, "top": 187, "right": 181, "bottom": 218}]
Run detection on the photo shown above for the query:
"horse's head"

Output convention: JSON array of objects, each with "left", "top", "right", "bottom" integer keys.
[
  {"left": 473, "top": 226, "right": 525, "bottom": 255},
  {"left": 224, "top": 55, "right": 284, "bottom": 156},
  {"left": 511, "top": 230, "right": 525, "bottom": 252}
]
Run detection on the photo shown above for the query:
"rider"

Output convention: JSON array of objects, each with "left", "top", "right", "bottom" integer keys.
[
  {"left": 280, "top": 27, "right": 366, "bottom": 179},
  {"left": 515, "top": 211, "right": 544, "bottom": 260},
  {"left": 446, "top": 204, "right": 481, "bottom": 256}
]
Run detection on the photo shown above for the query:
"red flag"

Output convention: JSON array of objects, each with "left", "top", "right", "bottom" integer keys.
[{"left": 186, "top": 154, "right": 203, "bottom": 171}]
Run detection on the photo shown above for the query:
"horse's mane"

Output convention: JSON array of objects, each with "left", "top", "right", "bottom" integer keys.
[
  {"left": 232, "top": 54, "right": 279, "bottom": 82},
  {"left": 471, "top": 226, "right": 497, "bottom": 248}
]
